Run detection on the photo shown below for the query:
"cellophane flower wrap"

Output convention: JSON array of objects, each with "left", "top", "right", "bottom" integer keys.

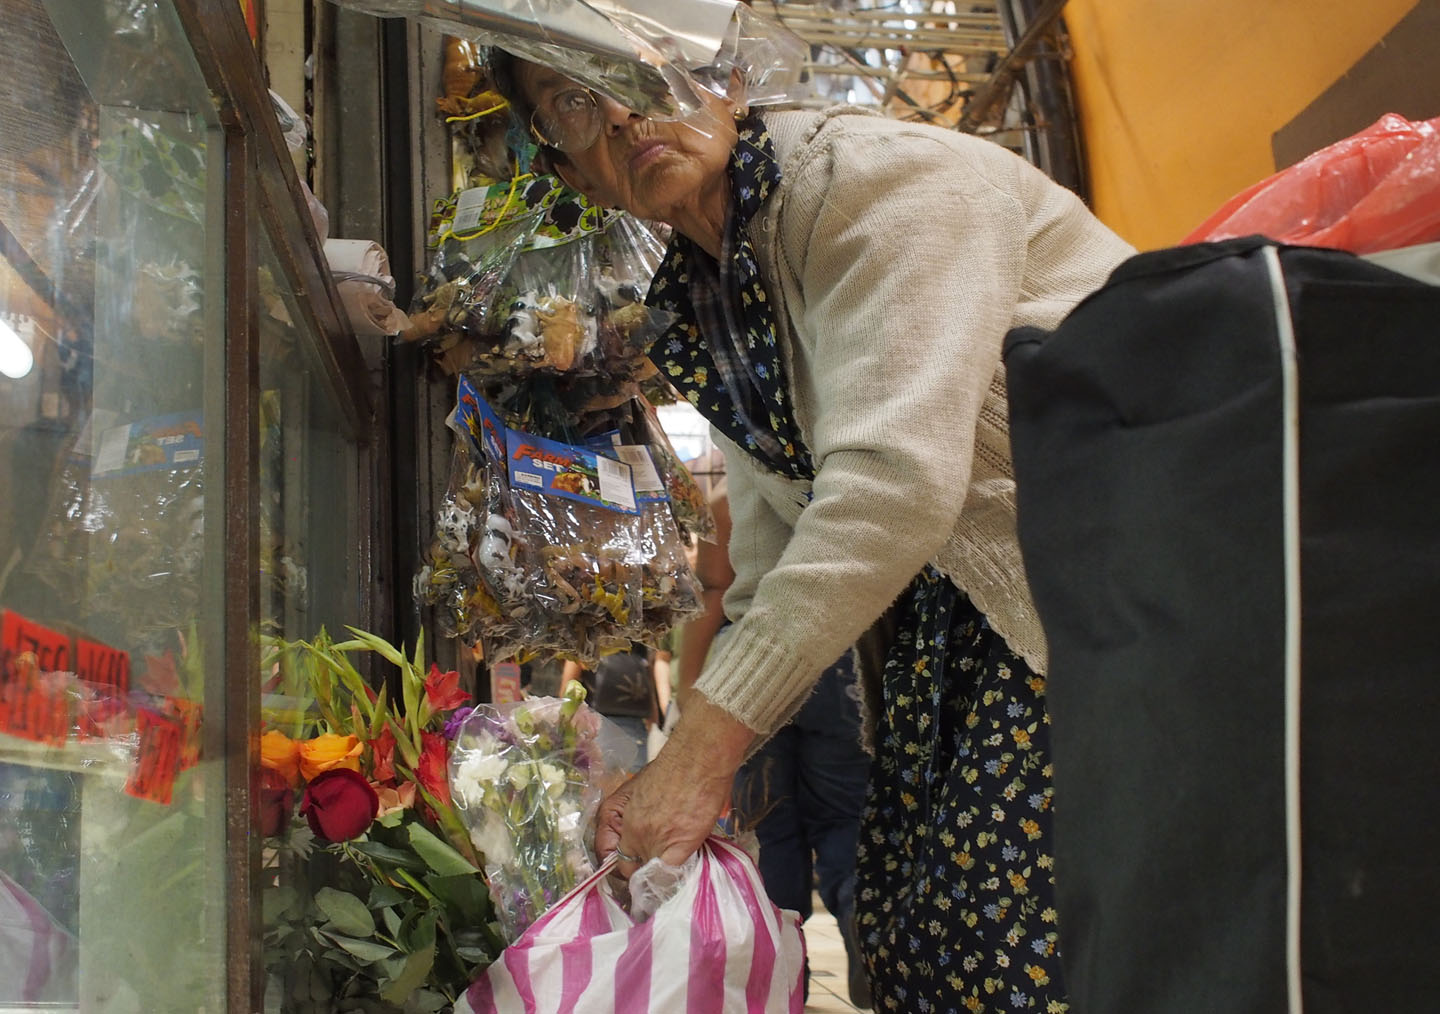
[{"left": 448, "top": 682, "right": 635, "bottom": 942}]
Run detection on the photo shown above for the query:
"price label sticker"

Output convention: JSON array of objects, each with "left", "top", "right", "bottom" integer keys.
[
  {"left": 76, "top": 638, "right": 130, "bottom": 695},
  {"left": 125, "top": 709, "right": 185, "bottom": 805},
  {"left": 595, "top": 454, "right": 637, "bottom": 512},
  {"left": 491, "top": 662, "right": 523, "bottom": 705},
  {"left": 1, "top": 610, "right": 71, "bottom": 673},
  {"left": 613, "top": 444, "right": 666, "bottom": 497}
]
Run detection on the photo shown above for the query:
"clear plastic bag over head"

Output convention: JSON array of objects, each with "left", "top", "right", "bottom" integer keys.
[
  {"left": 327, "top": 0, "right": 810, "bottom": 119},
  {"left": 447, "top": 686, "right": 637, "bottom": 942},
  {"left": 453, "top": 836, "right": 806, "bottom": 1014},
  {"left": 1184, "top": 113, "right": 1440, "bottom": 255}
]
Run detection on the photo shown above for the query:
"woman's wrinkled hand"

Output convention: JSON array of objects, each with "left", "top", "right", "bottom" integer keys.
[{"left": 596, "top": 691, "right": 756, "bottom": 878}]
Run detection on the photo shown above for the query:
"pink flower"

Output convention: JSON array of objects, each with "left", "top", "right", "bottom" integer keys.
[{"left": 373, "top": 780, "right": 417, "bottom": 818}]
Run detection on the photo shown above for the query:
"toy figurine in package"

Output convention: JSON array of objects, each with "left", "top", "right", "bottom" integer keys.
[
  {"left": 422, "top": 380, "right": 709, "bottom": 664},
  {"left": 403, "top": 176, "right": 555, "bottom": 346},
  {"left": 469, "top": 193, "right": 672, "bottom": 380},
  {"left": 506, "top": 428, "right": 647, "bottom": 659}
]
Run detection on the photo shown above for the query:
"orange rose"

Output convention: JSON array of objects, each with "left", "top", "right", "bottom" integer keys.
[
  {"left": 298, "top": 732, "right": 363, "bottom": 781},
  {"left": 260, "top": 730, "right": 302, "bottom": 787}
]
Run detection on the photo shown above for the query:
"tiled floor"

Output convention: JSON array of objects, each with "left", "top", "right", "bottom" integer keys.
[{"left": 803, "top": 892, "right": 870, "bottom": 1013}]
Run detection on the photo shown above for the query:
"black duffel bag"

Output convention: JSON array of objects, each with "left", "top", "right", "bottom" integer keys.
[{"left": 1005, "top": 237, "right": 1440, "bottom": 1014}]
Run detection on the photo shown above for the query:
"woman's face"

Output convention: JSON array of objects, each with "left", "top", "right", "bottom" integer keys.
[{"left": 516, "top": 63, "right": 738, "bottom": 225}]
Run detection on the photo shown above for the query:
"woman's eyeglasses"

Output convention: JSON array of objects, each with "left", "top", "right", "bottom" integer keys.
[{"left": 530, "top": 87, "right": 602, "bottom": 154}]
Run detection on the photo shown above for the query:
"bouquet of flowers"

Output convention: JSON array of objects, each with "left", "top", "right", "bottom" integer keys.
[
  {"left": 448, "top": 683, "right": 635, "bottom": 942},
  {"left": 259, "top": 628, "right": 504, "bottom": 1014}
]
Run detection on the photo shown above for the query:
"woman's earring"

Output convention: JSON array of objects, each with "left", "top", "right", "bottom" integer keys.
[{"left": 733, "top": 106, "right": 746, "bottom": 122}]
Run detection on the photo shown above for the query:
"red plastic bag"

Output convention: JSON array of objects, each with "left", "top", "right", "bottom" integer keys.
[{"left": 1184, "top": 113, "right": 1440, "bottom": 254}]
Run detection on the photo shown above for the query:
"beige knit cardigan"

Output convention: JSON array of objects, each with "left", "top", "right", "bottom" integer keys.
[{"left": 691, "top": 107, "right": 1135, "bottom": 738}]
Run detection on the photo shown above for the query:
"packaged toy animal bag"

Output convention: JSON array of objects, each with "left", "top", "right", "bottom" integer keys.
[{"left": 456, "top": 837, "right": 805, "bottom": 1014}]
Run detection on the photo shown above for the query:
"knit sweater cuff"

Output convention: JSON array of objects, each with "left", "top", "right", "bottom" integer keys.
[{"left": 691, "top": 622, "right": 819, "bottom": 737}]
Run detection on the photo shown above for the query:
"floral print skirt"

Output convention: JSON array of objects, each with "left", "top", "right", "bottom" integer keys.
[{"left": 855, "top": 568, "right": 1068, "bottom": 1013}]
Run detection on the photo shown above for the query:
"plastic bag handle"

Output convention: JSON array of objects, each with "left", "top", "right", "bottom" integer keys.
[{"left": 520, "top": 853, "right": 625, "bottom": 939}]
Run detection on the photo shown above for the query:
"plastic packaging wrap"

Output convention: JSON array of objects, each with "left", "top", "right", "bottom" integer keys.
[
  {"left": 426, "top": 381, "right": 707, "bottom": 663},
  {"left": 507, "top": 429, "right": 649, "bottom": 658},
  {"left": 448, "top": 686, "right": 635, "bottom": 942},
  {"left": 602, "top": 440, "right": 703, "bottom": 631},
  {"left": 470, "top": 210, "right": 671, "bottom": 380},
  {"left": 1184, "top": 112, "right": 1440, "bottom": 255},
  {"left": 327, "top": 0, "right": 810, "bottom": 121},
  {"left": 634, "top": 397, "right": 716, "bottom": 544},
  {"left": 27, "top": 415, "right": 207, "bottom": 648},
  {"left": 414, "top": 444, "right": 489, "bottom": 641},
  {"left": 268, "top": 90, "right": 329, "bottom": 240},
  {"left": 404, "top": 176, "right": 553, "bottom": 345}
]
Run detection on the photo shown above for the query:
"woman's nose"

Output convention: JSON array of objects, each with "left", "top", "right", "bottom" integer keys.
[{"left": 595, "top": 93, "right": 639, "bottom": 132}]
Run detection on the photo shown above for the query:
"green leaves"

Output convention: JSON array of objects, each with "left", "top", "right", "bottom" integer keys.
[
  {"left": 350, "top": 839, "right": 429, "bottom": 873},
  {"left": 315, "top": 887, "right": 376, "bottom": 938},
  {"left": 260, "top": 626, "right": 498, "bottom": 1009},
  {"left": 380, "top": 911, "right": 437, "bottom": 1004},
  {"left": 319, "top": 932, "right": 396, "bottom": 964},
  {"left": 407, "top": 823, "right": 481, "bottom": 878}
]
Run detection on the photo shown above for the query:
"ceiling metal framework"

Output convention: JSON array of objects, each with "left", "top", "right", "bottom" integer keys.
[{"left": 759, "top": 0, "right": 1086, "bottom": 196}]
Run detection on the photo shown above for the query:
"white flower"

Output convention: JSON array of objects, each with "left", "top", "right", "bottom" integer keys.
[
  {"left": 538, "top": 762, "right": 567, "bottom": 800},
  {"left": 470, "top": 815, "right": 515, "bottom": 866},
  {"left": 453, "top": 753, "right": 508, "bottom": 805},
  {"left": 508, "top": 761, "right": 534, "bottom": 789}
]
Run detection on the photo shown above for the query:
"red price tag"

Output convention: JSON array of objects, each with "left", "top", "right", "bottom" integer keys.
[
  {"left": 0, "top": 668, "right": 71, "bottom": 748},
  {"left": 125, "top": 708, "right": 185, "bottom": 805},
  {"left": 75, "top": 638, "right": 130, "bottom": 695},
  {"left": 490, "top": 662, "right": 523, "bottom": 704},
  {"left": 164, "top": 697, "right": 204, "bottom": 772},
  {"left": 1, "top": 610, "right": 71, "bottom": 674}
]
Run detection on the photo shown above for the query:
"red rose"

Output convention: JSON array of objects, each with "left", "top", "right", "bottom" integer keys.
[
  {"left": 300, "top": 768, "right": 379, "bottom": 842},
  {"left": 415, "top": 731, "right": 452, "bottom": 807},
  {"left": 259, "top": 767, "right": 294, "bottom": 837},
  {"left": 371, "top": 727, "right": 397, "bottom": 784},
  {"left": 424, "top": 664, "right": 470, "bottom": 713}
]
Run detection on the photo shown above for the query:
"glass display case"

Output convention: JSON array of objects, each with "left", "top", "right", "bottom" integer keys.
[{"left": 0, "top": 0, "right": 377, "bottom": 1009}]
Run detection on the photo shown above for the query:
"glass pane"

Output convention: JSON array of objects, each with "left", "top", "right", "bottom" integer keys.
[
  {"left": 256, "top": 227, "right": 365, "bottom": 1013},
  {"left": 0, "top": 0, "right": 225, "bottom": 1010},
  {"left": 256, "top": 228, "right": 360, "bottom": 646}
]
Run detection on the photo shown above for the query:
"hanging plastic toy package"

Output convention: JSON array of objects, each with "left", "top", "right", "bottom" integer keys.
[
  {"left": 414, "top": 443, "right": 487, "bottom": 641},
  {"left": 605, "top": 439, "right": 705, "bottom": 639},
  {"left": 458, "top": 207, "right": 677, "bottom": 455},
  {"left": 403, "top": 175, "right": 550, "bottom": 347},
  {"left": 506, "top": 427, "right": 648, "bottom": 662},
  {"left": 473, "top": 181, "right": 611, "bottom": 377},
  {"left": 586, "top": 213, "right": 672, "bottom": 372},
  {"left": 635, "top": 396, "right": 717, "bottom": 544},
  {"left": 443, "top": 378, "right": 552, "bottom": 661},
  {"left": 466, "top": 190, "right": 674, "bottom": 384}
]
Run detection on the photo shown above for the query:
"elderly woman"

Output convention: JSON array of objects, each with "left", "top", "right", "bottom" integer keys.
[{"left": 491, "top": 50, "right": 1133, "bottom": 1011}]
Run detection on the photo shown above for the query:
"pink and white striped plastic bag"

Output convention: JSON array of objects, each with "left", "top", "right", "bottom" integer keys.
[{"left": 458, "top": 837, "right": 805, "bottom": 1014}]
